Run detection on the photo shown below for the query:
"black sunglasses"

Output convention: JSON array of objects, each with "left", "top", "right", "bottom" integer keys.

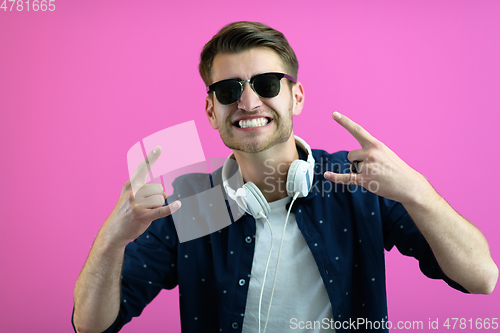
[{"left": 206, "top": 72, "right": 296, "bottom": 105}]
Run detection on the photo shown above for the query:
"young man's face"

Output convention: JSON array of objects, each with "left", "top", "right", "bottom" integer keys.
[{"left": 205, "top": 47, "right": 304, "bottom": 154}]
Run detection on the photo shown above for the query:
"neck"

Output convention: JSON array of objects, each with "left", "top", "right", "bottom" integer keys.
[{"left": 233, "top": 134, "right": 299, "bottom": 202}]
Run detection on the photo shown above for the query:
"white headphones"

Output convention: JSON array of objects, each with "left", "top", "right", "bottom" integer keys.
[{"left": 222, "top": 135, "right": 315, "bottom": 219}]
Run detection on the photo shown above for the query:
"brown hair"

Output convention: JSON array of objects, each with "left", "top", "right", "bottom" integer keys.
[{"left": 199, "top": 21, "right": 299, "bottom": 86}]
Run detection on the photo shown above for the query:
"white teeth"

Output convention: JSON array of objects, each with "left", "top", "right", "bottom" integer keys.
[{"left": 238, "top": 117, "right": 269, "bottom": 128}]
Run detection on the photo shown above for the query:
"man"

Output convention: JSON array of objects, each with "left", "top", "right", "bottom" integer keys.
[{"left": 73, "top": 21, "right": 498, "bottom": 333}]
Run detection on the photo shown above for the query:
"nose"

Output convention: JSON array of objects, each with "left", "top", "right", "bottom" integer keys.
[{"left": 237, "top": 82, "right": 262, "bottom": 111}]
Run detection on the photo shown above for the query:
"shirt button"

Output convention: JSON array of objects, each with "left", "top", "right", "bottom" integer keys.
[
  {"left": 245, "top": 236, "right": 252, "bottom": 243},
  {"left": 232, "top": 322, "right": 239, "bottom": 329},
  {"left": 238, "top": 279, "right": 245, "bottom": 286}
]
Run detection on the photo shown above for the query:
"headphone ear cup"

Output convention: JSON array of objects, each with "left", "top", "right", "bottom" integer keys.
[
  {"left": 286, "top": 160, "right": 313, "bottom": 198},
  {"left": 243, "top": 182, "right": 270, "bottom": 218}
]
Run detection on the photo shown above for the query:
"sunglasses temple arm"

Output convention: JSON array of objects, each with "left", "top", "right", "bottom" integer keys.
[{"left": 283, "top": 74, "right": 296, "bottom": 83}]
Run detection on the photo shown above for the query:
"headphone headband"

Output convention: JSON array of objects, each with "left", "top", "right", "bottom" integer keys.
[{"left": 293, "top": 135, "right": 315, "bottom": 169}]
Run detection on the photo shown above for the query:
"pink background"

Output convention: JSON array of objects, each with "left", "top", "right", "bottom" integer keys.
[{"left": 1, "top": 0, "right": 499, "bottom": 332}]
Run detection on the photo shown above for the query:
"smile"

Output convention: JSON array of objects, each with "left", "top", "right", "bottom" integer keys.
[{"left": 234, "top": 117, "right": 271, "bottom": 129}]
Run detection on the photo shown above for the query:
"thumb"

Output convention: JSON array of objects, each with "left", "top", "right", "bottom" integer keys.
[
  {"left": 149, "top": 200, "right": 182, "bottom": 220},
  {"left": 324, "top": 171, "right": 354, "bottom": 185}
]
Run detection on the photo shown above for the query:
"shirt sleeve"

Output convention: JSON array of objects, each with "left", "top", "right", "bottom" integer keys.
[
  {"left": 380, "top": 196, "right": 469, "bottom": 293},
  {"left": 101, "top": 200, "right": 180, "bottom": 332},
  {"left": 71, "top": 209, "right": 179, "bottom": 333}
]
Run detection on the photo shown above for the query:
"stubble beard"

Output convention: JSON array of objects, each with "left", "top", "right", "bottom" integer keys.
[{"left": 217, "top": 101, "right": 294, "bottom": 154}]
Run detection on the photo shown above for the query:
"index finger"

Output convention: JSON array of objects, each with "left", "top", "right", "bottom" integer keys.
[
  {"left": 332, "top": 112, "right": 376, "bottom": 148},
  {"left": 131, "top": 146, "right": 162, "bottom": 186}
]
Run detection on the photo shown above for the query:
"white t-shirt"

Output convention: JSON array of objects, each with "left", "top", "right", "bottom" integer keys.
[{"left": 242, "top": 196, "right": 335, "bottom": 333}]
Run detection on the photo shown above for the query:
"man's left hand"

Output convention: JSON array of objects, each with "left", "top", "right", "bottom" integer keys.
[{"left": 324, "top": 111, "right": 432, "bottom": 204}]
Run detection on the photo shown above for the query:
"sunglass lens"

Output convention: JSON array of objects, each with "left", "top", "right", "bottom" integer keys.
[
  {"left": 215, "top": 81, "right": 241, "bottom": 105},
  {"left": 253, "top": 74, "right": 281, "bottom": 98}
]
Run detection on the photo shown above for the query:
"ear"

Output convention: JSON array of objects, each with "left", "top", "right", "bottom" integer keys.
[
  {"left": 205, "top": 95, "right": 219, "bottom": 130},
  {"left": 291, "top": 82, "right": 305, "bottom": 116}
]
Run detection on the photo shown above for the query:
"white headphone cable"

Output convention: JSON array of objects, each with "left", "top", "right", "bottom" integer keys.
[
  {"left": 262, "top": 191, "right": 300, "bottom": 333},
  {"left": 257, "top": 213, "right": 273, "bottom": 333}
]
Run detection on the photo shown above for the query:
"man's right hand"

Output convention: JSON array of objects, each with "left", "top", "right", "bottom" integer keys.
[
  {"left": 102, "top": 146, "right": 181, "bottom": 248},
  {"left": 73, "top": 146, "right": 182, "bottom": 333}
]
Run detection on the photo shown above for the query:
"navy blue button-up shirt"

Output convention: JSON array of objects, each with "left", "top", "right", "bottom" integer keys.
[{"left": 75, "top": 149, "right": 467, "bottom": 333}]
